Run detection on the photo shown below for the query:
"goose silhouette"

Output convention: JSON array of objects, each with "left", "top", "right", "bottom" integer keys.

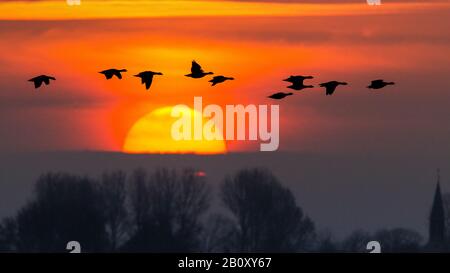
[
  {"left": 367, "top": 79, "right": 394, "bottom": 89},
  {"left": 287, "top": 82, "right": 314, "bottom": 91},
  {"left": 284, "top": 75, "right": 314, "bottom": 91},
  {"left": 209, "top": 75, "right": 234, "bottom": 86},
  {"left": 268, "top": 92, "right": 293, "bottom": 100},
  {"left": 185, "top": 61, "right": 213, "bottom": 78},
  {"left": 283, "top": 75, "right": 313, "bottom": 83},
  {"left": 28, "top": 75, "right": 56, "bottom": 89},
  {"left": 134, "top": 71, "right": 163, "bottom": 90},
  {"left": 99, "top": 69, "right": 127, "bottom": 80},
  {"left": 319, "top": 81, "right": 348, "bottom": 96}
]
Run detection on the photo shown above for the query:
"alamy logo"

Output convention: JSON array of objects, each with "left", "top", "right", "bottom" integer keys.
[
  {"left": 366, "top": 241, "right": 381, "bottom": 253},
  {"left": 66, "top": 241, "right": 81, "bottom": 253},
  {"left": 367, "top": 0, "right": 381, "bottom": 5},
  {"left": 67, "top": 0, "right": 81, "bottom": 6},
  {"left": 171, "top": 97, "right": 280, "bottom": 151}
]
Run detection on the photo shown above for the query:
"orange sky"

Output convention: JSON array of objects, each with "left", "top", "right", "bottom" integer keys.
[
  {"left": 0, "top": 1, "right": 449, "bottom": 154},
  {"left": 1, "top": 1, "right": 448, "bottom": 20}
]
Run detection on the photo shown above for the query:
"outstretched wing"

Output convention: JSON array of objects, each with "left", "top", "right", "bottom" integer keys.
[
  {"left": 269, "top": 92, "right": 283, "bottom": 99},
  {"left": 326, "top": 83, "right": 339, "bottom": 95},
  {"left": 34, "top": 79, "right": 43, "bottom": 88},
  {"left": 372, "top": 79, "right": 383, "bottom": 84},
  {"left": 288, "top": 76, "right": 312, "bottom": 84},
  {"left": 102, "top": 71, "right": 113, "bottom": 79},
  {"left": 114, "top": 71, "right": 123, "bottom": 79},
  {"left": 326, "top": 86, "right": 334, "bottom": 95},
  {"left": 145, "top": 77, "right": 154, "bottom": 90},
  {"left": 43, "top": 78, "right": 50, "bottom": 85},
  {"left": 191, "top": 61, "right": 204, "bottom": 74}
]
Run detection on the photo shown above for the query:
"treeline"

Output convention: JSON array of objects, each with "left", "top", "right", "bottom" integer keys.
[{"left": 0, "top": 168, "right": 444, "bottom": 252}]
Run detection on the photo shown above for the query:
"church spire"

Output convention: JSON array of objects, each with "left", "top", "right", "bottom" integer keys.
[{"left": 428, "top": 168, "right": 445, "bottom": 250}]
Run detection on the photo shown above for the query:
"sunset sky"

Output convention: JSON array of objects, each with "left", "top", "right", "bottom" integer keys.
[{"left": 0, "top": 0, "right": 449, "bottom": 155}]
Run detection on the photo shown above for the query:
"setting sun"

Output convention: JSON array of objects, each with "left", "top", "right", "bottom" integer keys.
[{"left": 123, "top": 106, "right": 227, "bottom": 154}]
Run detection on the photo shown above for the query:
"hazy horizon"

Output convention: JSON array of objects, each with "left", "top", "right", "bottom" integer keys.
[{"left": 1, "top": 150, "right": 448, "bottom": 240}]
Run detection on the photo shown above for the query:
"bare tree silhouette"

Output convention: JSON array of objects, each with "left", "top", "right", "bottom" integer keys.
[
  {"left": 124, "top": 168, "right": 210, "bottom": 252},
  {"left": 221, "top": 168, "right": 315, "bottom": 252},
  {"left": 98, "top": 170, "right": 128, "bottom": 251},
  {"left": 14, "top": 173, "right": 108, "bottom": 252},
  {"left": 0, "top": 217, "right": 16, "bottom": 252},
  {"left": 0, "top": 168, "right": 437, "bottom": 253},
  {"left": 373, "top": 228, "right": 423, "bottom": 253},
  {"left": 129, "top": 168, "right": 150, "bottom": 233},
  {"left": 201, "top": 213, "right": 239, "bottom": 252},
  {"left": 341, "top": 229, "right": 372, "bottom": 253},
  {"left": 315, "top": 229, "right": 339, "bottom": 253}
]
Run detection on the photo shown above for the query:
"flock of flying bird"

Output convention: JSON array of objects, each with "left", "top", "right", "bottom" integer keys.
[{"left": 28, "top": 60, "right": 395, "bottom": 99}]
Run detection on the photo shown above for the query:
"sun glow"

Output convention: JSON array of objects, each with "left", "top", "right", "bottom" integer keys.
[{"left": 123, "top": 106, "right": 227, "bottom": 154}]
